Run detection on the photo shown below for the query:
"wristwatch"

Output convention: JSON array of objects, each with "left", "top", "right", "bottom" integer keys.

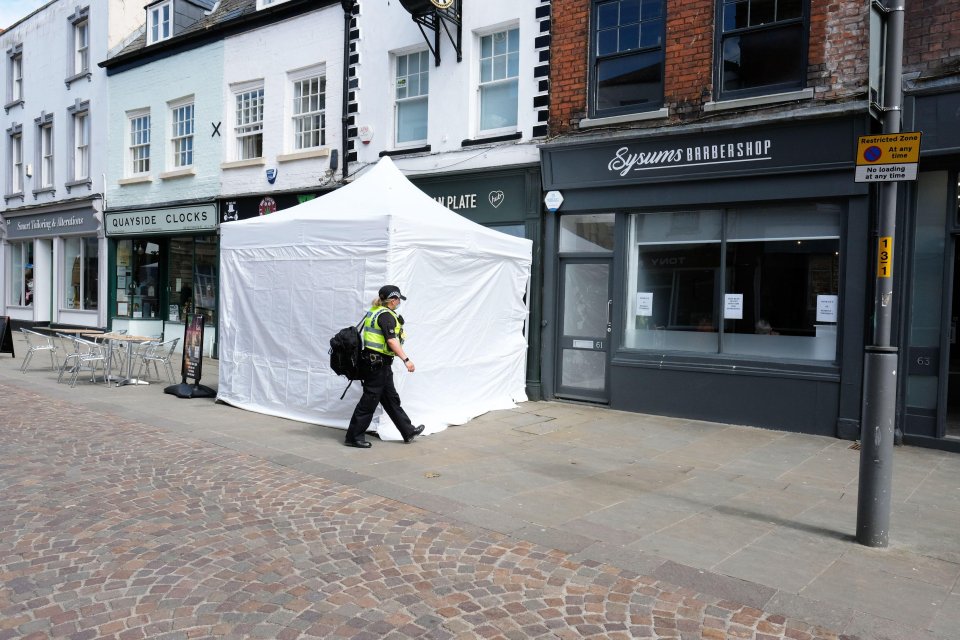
[{"left": 403, "top": 357, "right": 410, "bottom": 363}]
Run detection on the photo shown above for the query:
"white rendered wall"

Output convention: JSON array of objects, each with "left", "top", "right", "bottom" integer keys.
[
  {"left": 106, "top": 42, "right": 225, "bottom": 210},
  {"left": 351, "top": 0, "right": 542, "bottom": 176},
  {"left": 220, "top": 5, "right": 344, "bottom": 198}
]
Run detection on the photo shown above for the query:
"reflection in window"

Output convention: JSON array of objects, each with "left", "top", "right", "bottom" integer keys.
[
  {"left": 63, "top": 236, "right": 99, "bottom": 310},
  {"left": 718, "top": 0, "right": 806, "bottom": 98},
  {"left": 592, "top": 0, "right": 665, "bottom": 116},
  {"left": 479, "top": 28, "right": 519, "bottom": 132},
  {"left": 559, "top": 213, "right": 615, "bottom": 253},
  {"left": 623, "top": 205, "right": 841, "bottom": 360}
]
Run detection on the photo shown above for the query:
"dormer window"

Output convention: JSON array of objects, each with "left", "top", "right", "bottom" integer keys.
[{"left": 148, "top": 1, "right": 173, "bottom": 44}]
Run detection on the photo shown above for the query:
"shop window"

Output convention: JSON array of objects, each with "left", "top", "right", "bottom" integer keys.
[
  {"left": 116, "top": 239, "right": 160, "bottom": 318},
  {"left": 292, "top": 74, "right": 325, "bottom": 150},
  {"left": 623, "top": 204, "right": 840, "bottom": 360},
  {"left": 395, "top": 51, "right": 429, "bottom": 145},
  {"left": 478, "top": 28, "right": 519, "bottom": 134},
  {"left": 167, "top": 236, "right": 218, "bottom": 326},
  {"left": 170, "top": 101, "right": 194, "bottom": 168},
  {"left": 590, "top": 0, "right": 665, "bottom": 117},
  {"left": 8, "top": 240, "right": 34, "bottom": 307},
  {"left": 716, "top": 0, "right": 807, "bottom": 100},
  {"left": 63, "top": 236, "right": 98, "bottom": 310},
  {"left": 234, "top": 86, "right": 264, "bottom": 160}
]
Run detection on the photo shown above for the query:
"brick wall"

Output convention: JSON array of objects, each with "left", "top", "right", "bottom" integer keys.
[
  {"left": 903, "top": 0, "right": 960, "bottom": 80},
  {"left": 550, "top": 0, "right": 870, "bottom": 136}
]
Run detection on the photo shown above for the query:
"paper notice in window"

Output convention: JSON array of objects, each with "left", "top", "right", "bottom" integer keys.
[
  {"left": 724, "top": 294, "right": 743, "bottom": 319},
  {"left": 636, "top": 292, "right": 653, "bottom": 316},
  {"left": 817, "top": 295, "right": 838, "bottom": 322}
]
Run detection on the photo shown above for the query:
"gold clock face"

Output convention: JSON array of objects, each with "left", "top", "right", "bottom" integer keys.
[{"left": 431, "top": 0, "right": 454, "bottom": 8}]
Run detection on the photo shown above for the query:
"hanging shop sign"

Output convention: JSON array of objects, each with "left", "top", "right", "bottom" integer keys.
[
  {"left": 5, "top": 208, "right": 99, "bottom": 239},
  {"left": 105, "top": 204, "right": 217, "bottom": 236}
]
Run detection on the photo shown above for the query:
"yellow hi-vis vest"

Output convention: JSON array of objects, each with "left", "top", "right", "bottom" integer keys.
[{"left": 361, "top": 306, "right": 404, "bottom": 355}]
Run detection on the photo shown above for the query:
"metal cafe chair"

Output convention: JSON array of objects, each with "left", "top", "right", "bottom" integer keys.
[
  {"left": 134, "top": 338, "right": 180, "bottom": 383},
  {"left": 20, "top": 328, "right": 59, "bottom": 373},
  {"left": 64, "top": 336, "right": 108, "bottom": 388}
]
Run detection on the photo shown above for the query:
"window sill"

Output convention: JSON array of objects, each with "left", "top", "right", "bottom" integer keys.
[
  {"left": 65, "top": 178, "right": 92, "bottom": 193},
  {"left": 118, "top": 175, "right": 152, "bottom": 185},
  {"left": 379, "top": 145, "right": 431, "bottom": 157},
  {"left": 32, "top": 187, "right": 55, "bottom": 198},
  {"left": 3, "top": 191, "right": 24, "bottom": 202},
  {"left": 703, "top": 88, "right": 814, "bottom": 113},
  {"left": 4, "top": 98, "right": 23, "bottom": 113},
  {"left": 160, "top": 167, "right": 196, "bottom": 180},
  {"left": 64, "top": 71, "right": 92, "bottom": 88},
  {"left": 221, "top": 158, "right": 266, "bottom": 170},
  {"left": 579, "top": 108, "right": 669, "bottom": 129},
  {"left": 461, "top": 131, "right": 522, "bottom": 147},
  {"left": 278, "top": 148, "right": 330, "bottom": 162}
]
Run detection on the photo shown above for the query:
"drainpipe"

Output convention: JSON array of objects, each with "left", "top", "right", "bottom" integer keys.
[{"left": 340, "top": 0, "right": 356, "bottom": 181}]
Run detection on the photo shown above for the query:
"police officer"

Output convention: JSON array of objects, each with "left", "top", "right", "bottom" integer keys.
[{"left": 344, "top": 285, "right": 425, "bottom": 448}]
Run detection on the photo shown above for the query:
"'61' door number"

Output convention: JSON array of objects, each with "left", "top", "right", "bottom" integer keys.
[{"left": 572, "top": 339, "right": 605, "bottom": 350}]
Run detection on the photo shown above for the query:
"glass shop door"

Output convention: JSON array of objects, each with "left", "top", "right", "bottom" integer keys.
[{"left": 555, "top": 258, "right": 613, "bottom": 402}]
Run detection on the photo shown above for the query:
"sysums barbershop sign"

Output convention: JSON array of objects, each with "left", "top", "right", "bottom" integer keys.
[
  {"left": 608, "top": 138, "right": 773, "bottom": 176},
  {"left": 106, "top": 204, "right": 218, "bottom": 236},
  {"left": 542, "top": 118, "right": 860, "bottom": 187}
]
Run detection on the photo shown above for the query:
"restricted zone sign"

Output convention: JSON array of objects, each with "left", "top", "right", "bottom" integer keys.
[{"left": 854, "top": 132, "right": 921, "bottom": 182}]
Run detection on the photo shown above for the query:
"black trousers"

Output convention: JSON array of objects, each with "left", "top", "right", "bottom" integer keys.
[{"left": 345, "top": 354, "right": 415, "bottom": 442}]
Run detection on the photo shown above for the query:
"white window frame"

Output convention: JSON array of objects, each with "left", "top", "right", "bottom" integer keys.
[
  {"left": 477, "top": 26, "right": 520, "bottom": 135},
  {"left": 8, "top": 240, "right": 33, "bottom": 307},
  {"left": 291, "top": 74, "right": 325, "bottom": 151},
  {"left": 127, "top": 110, "right": 151, "bottom": 176},
  {"left": 74, "top": 20, "right": 90, "bottom": 76},
  {"left": 394, "top": 50, "right": 430, "bottom": 147},
  {"left": 169, "top": 99, "right": 195, "bottom": 168},
  {"left": 9, "top": 50, "right": 23, "bottom": 104},
  {"left": 9, "top": 131, "right": 23, "bottom": 194},
  {"left": 74, "top": 111, "right": 90, "bottom": 181},
  {"left": 39, "top": 120, "right": 54, "bottom": 189},
  {"left": 148, "top": 1, "right": 172, "bottom": 45},
  {"left": 233, "top": 84, "right": 264, "bottom": 161}
]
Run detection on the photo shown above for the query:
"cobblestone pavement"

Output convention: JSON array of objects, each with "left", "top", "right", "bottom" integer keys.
[{"left": 0, "top": 383, "right": 854, "bottom": 640}]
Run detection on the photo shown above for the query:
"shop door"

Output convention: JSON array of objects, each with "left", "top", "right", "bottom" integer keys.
[
  {"left": 556, "top": 259, "right": 612, "bottom": 402},
  {"left": 946, "top": 236, "right": 960, "bottom": 440}
]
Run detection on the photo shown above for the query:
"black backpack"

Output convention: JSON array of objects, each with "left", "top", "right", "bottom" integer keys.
[{"left": 329, "top": 318, "right": 364, "bottom": 398}]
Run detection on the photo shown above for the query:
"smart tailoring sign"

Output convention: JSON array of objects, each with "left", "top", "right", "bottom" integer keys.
[{"left": 854, "top": 132, "right": 921, "bottom": 182}]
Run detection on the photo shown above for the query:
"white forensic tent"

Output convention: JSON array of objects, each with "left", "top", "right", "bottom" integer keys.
[{"left": 217, "top": 157, "right": 532, "bottom": 440}]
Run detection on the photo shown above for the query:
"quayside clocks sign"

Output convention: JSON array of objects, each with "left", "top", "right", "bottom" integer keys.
[{"left": 105, "top": 204, "right": 217, "bottom": 236}]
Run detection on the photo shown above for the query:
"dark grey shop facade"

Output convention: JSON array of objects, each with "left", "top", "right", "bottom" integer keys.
[{"left": 540, "top": 115, "right": 871, "bottom": 437}]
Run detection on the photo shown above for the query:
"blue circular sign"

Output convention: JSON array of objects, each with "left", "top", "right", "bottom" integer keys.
[{"left": 864, "top": 145, "right": 882, "bottom": 162}]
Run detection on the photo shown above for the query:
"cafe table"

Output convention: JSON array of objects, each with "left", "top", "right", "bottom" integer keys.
[{"left": 96, "top": 333, "right": 156, "bottom": 386}]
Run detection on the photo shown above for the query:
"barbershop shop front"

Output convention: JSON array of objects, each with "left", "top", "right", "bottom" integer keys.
[
  {"left": 540, "top": 116, "right": 871, "bottom": 437},
  {"left": 105, "top": 203, "right": 218, "bottom": 355}
]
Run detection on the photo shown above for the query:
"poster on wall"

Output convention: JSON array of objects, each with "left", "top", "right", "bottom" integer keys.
[{"left": 164, "top": 313, "right": 215, "bottom": 399}]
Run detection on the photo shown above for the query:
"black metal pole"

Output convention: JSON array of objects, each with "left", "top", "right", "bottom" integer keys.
[
  {"left": 857, "top": 0, "right": 906, "bottom": 548},
  {"left": 340, "top": 0, "right": 355, "bottom": 181}
]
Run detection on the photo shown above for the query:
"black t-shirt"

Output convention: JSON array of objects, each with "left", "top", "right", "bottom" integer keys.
[{"left": 376, "top": 310, "right": 402, "bottom": 340}]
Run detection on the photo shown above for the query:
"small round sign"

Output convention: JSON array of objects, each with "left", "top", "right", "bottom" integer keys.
[{"left": 863, "top": 145, "right": 882, "bottom": 163}]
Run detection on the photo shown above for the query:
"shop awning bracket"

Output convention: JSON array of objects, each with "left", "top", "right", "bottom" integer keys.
[{"left": 410, "top": 1, "right": 462, "bottom": 67}]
